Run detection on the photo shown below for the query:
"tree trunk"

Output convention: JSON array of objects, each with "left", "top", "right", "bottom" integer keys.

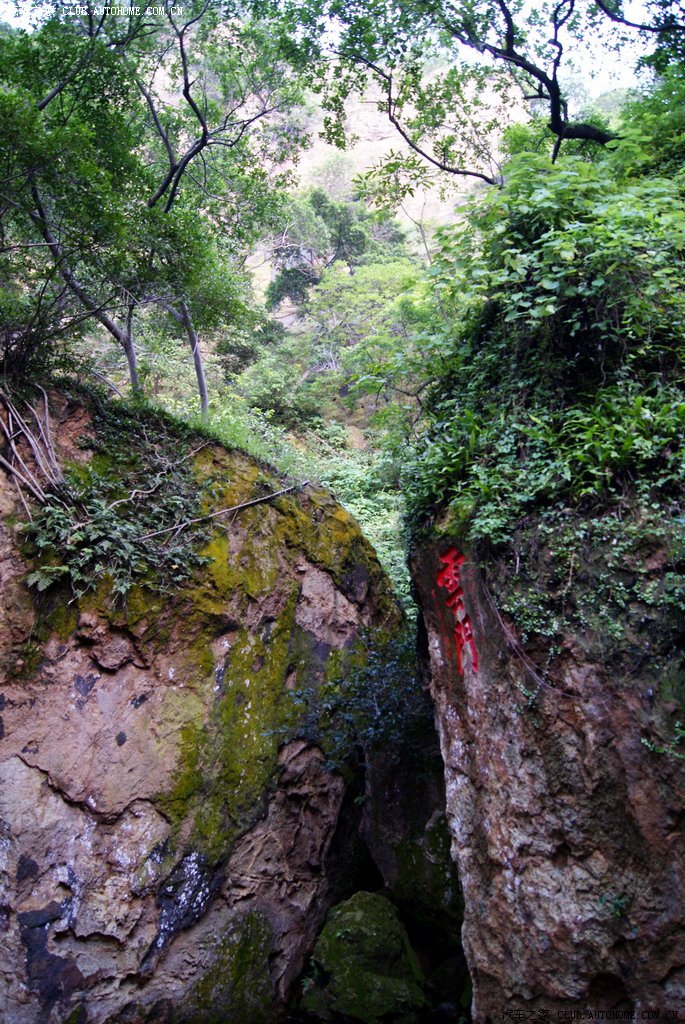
[
  {"left": 30, "top": 187, "right": 141, "bottom": 389},
  {"left": 180, "top": 300, "right": 209, "bottom": 416},
  {"left": 159, "top": 299, "right": 209, "bottom": 416},
  {"left": 123, "top": 302, "right": 140, "bottom": 393}
]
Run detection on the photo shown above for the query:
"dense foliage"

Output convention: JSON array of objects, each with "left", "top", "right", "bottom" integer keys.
[
  {"left": 23, "top": 395, "right": 214, "bottom": 596},
  {"left": 400, "top": 148, "right": 684, "bottom": 539},
  {"left": 279, "top": 628, "right": 432, "bottom": 770},
  {"left": 265, "top": 188, "right": 404, "bottom": 307},
  {"left": 0, "top": 1, "right": 306, "bottom": 403}
]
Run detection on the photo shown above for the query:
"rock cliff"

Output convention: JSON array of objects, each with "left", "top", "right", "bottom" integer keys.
[
  {"left": 0, "top": 391, "right": 405, "bottom": 1024},
  {"left": 412, "top": 537, "right": 685, "bottom": 1020}
]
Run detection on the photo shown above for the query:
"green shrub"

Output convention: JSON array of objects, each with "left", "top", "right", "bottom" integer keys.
[{"left": 402, "top": 152, "right": 685, "bottom": 538}]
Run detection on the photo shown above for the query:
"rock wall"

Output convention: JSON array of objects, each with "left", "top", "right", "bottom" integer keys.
[
  {"left": 412, "top": 541, "right": 685, "bottom": 1020},
  {"left": 0, "top": 396, "right": 400, "bottom": 1024}
]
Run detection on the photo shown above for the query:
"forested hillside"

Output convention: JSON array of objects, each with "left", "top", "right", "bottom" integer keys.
[{"left": 0, "top": 0, "right": 683, "bottom": 1021}]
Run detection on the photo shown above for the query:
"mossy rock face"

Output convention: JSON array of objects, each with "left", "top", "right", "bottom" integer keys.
[
  {"left": 302, "top": 891, "right": 426, "bottom": 1022},
  {"left": 0, "top": 394, "right": 404, "bottom": 1024},
  {"left": 171, "top": 912, "right": 274, "bottom": 1024}
]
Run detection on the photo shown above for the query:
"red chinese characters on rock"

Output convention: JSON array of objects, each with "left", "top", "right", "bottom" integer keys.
[{"left": 436, "top": 547, "right": 479, "bottom": 674}]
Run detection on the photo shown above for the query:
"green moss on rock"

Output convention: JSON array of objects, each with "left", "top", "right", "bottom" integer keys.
[
  {"left": 44, "top": 598, "right": 79, "bottom": 640},
  {"left": 9, "top": 392, "right": 406, "bottom": 965},
  {"left": 156, "top": 721, "right": 204, "bottom": 825},
  {"left": 199, "top": 522, "right": 280, "bottom": 601},
  {"left": 172, "top": 912, "right": 274, "bottom": 1024},
  {"left": 276, "top": 489, "right": 397, "bottom": 623},
  {"left": 63, "top": 1007, "right": 88, "bottom": 1024},
  {"left": 156, "top": 591, "right": 301, "bottom": 863},
  {"left": 6, "top": 582, "right": 78, "bottom": 679},
  {"left": 390, "top": 814, "right": 461, "bottom": 933},
  {"left": 302, "top": 891, "right": 426, "bottom": 1022}
]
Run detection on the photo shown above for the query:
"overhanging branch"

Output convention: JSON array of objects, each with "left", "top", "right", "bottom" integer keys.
[{"left": 345, "top": 52, "right": 500, "bottom": 185}]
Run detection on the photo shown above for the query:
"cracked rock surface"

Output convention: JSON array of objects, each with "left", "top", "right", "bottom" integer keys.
[
  {"left": 412, "top": 541, "right": 685, "bottom": 1020},
  {"left": 0, "top": 396, "right": 399, "bottom": 1024}
]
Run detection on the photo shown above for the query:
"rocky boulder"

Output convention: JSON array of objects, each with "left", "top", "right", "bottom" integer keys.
[
  {"left": 0, "top": 393, "right": 400, "bottom": 1024},
  {"left": 302, "top": 890, "right": 426, "bottom": 1022}
]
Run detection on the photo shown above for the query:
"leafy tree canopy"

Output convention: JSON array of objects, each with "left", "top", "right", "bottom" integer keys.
[
  {"left": 0, "top": 0, "right": 309, "bottom": 403},
  {"left": 263, "top": 0, "right": 685, "bottom": 200},
  {"left": 265, "top": 187, "right": 405, "bottom": 307}
]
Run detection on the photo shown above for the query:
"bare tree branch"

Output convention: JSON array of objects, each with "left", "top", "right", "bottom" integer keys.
[
  {"left": 137, "top": 79, "right": 176, "bottom": 167},
  {"left": 418, "top": 0, "right": 616, "bottom": 147},
  {"left": 592, "top": 0, "right": 685, "bottom": 33},
  {"left": 345, "top": 52, "right": 499, "bottom": 185},
  {"left": 137, "top": 481, "right": 310, "bottom": 541},
  {"left": 28, "top": 186, "right": 142, "bottom": 388}
]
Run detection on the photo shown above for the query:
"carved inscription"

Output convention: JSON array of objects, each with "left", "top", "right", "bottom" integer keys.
[{"left": 436, "top": 548, "right": 479, "bottom": 674}]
